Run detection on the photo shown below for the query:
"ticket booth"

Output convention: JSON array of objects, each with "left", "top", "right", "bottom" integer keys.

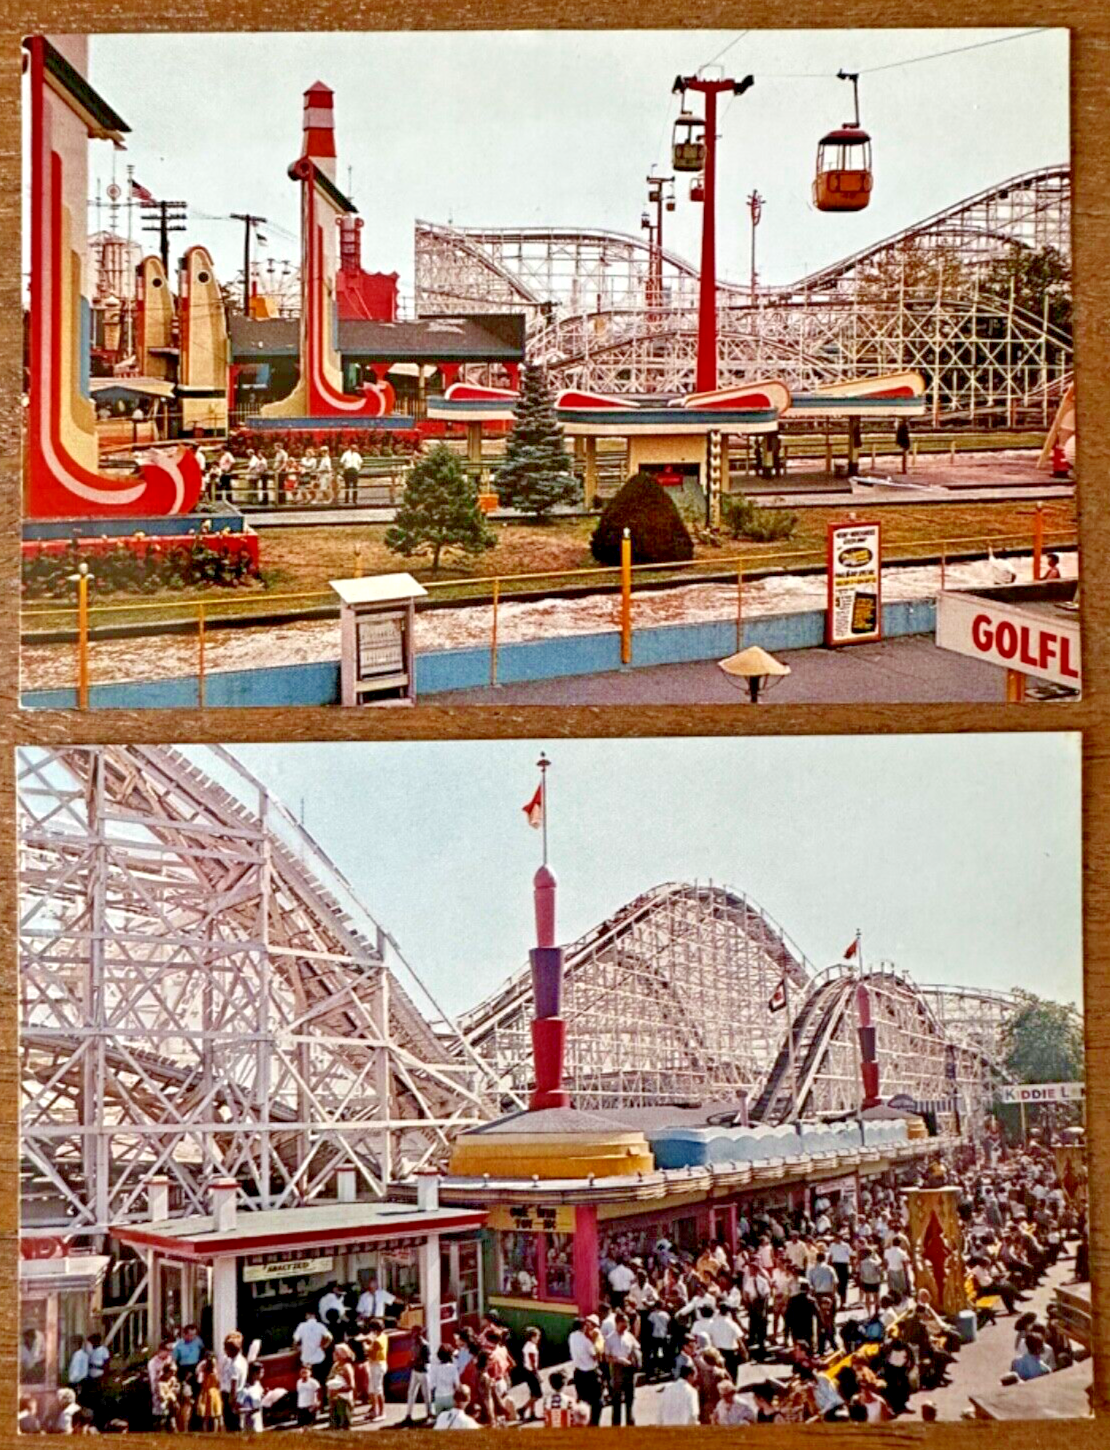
[
  {"left": 330, "top": 574, "right": 427, "bottom": 706},
  {"left": 19, "top": 1248, "right": 111, "bottom": 1414}
]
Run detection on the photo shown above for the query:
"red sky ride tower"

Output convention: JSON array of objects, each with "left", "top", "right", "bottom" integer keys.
[{"left": 673, "top": 72, "right": 754, "bottom": 393}]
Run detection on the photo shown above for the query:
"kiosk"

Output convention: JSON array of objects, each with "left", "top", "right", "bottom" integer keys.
[
  {"left": 19, "top": 1248, "right": 111, "bottom": 1413},
  {"left": 331, "top": 573, "right": 426, "bottom": 706}
]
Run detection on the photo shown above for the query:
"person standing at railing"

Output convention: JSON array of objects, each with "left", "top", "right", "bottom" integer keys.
[
  {"left": 340, "top": 444, "right": 363, "bottom": 506},
  {"left": 216, "top": 448, "right": 235, "bottom": 504},
  {"left": 245, "top": 450, "right": 267, "bottom": 505},
  {"left": 272, "top": 444, "right": 290, "bottom": 505},
  {"left": 317, "top": 446, "right": 335, "bottom": 503}
]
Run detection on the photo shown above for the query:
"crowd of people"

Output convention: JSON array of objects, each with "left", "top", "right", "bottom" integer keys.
[{"left": 19, "top": 1139, "right": 1088, "bottom": 1433}]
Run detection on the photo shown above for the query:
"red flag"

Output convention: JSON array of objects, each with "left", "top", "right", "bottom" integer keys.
[
  {"left": 130, "top": 179, "right": 157, "bottom": 205},
  {"left": 844, "top": 936, "right": 859, "bottom": 960},
  {"left": 768, "top": 979, "right": 787, "bottom": 1013},
  {"left": 522, "top": 784, "right": 543, "bottom": 830}
]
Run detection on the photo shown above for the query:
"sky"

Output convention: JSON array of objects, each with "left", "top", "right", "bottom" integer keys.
[
  {"left": 50, "top": 27, "right": 1070, "bottom": 301},
  {"left": 187, "top": 734, "right": 1084, "bottom": 1019}
]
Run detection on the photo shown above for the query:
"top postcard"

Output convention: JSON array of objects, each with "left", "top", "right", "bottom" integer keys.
[{"left": 19, "top": 29, "right": 1076, "bottom": 709}]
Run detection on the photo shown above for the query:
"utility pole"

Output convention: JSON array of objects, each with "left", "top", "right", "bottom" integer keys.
[
  {"left": 140, "top": 198, "right": 187, "bottom": 276},
  {"left": 747, "top": 189, "right": 764, "bottom": 304},
  {"left": 673, "top": 72, "right": 754, "bottom": 393},
  {"left": 231, "top": 213, "right": 268, "bottom": 316}
]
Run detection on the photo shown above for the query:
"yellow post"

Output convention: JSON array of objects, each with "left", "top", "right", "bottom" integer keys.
[
  {"left": 75, "top": 565, "right": 89, "bottom": 710},
  {"left": 490, "top": 578, "right": 500, "bottom": 687},
  {"left": 354, "top": 542, "right": 364, "bottom": 578},
  {"left": 620, "top": 527, "right": 632, "bottom": 665},
  {"left": 197, "top": 603, "right": 206, "bottom": 708},
  {"left": 1033, "top": 503, "right": 1044, "bottom": 581},
  {"left": 1006, "top": 668, "right": 1027, "bottom": 703},
  {"left": 736, "top": 566, "right": 743, "bottom": 653},
  {"left": 940, "top": 545, "right": 946, "bottom": 592}
]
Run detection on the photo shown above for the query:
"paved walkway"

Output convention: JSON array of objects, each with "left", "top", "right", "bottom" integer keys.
[{"left": 429, "top": 635, "right": 1048, "bottom": 706}]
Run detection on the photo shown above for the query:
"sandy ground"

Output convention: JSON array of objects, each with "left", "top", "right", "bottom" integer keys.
[{"left": 22, "top": 550, "right": 1076, "bottom": 691}]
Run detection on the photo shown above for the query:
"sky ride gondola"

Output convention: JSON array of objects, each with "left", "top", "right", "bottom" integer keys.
[
  {"left": 814, "top": 69, "right": 873, "bottom": 213},
  {"left": 690, "top": 174, "right": 705, "bottom": 203},
  {"left": 672, "top": 109, "right": 706, "bottom": 172}
]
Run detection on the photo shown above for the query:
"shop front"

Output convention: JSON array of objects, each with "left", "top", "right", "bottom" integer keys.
[
  {"left": 115, "top": 1176, "right": 484, "bottom": 1403},
  {"left": 19, "top": 1248, "right": 111, "bottom": 1415}
]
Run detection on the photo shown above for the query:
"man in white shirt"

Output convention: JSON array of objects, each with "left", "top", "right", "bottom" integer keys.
[
  {"left": 603, "top": 1312, "right": 641, "bottom": 1426},
  {"left": 707, "top": 1306, "right": 746, "bottom": 1379},
  {"left": 218, "top": 1333, "right": 249, "bottom": 1431},
  {"left": 784, "top": 1233, "right": 808, "bottom": 1273},
  {"left": 607, "top": 1259, "right": 636, "bottom": 1309},
  {"left": 340, "top": 446, "right": 362, "bottom": 504},
  {"left": 567, "top": 1318, "right": 602, "bottom": 1426},
  {"left": 217, "top": 449, "right": 235, "bottom": 503},
  {"left": 293, "top": 1310, "right": 330, "bottom": 1378},
  {"left": 318, "top": 1282, "right": 345, "bottom": 1322},
  {"left": 245, "top": 449, "right": 267, "bottom": 504},
  {"left": 357, "top": 1278, "right": 399, "bottom": 1322},
  {"left": 658, "top": 1364, "right": 700, "bottom": 1426},
  {"left": 884, "top": 1240, "right": 912, "bottom": 1299},
  {"left": 827, "top": 1233, "right": 853, "bottom": 1306}
]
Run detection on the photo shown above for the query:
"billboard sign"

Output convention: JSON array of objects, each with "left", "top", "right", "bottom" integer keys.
[
  {"left": 996, "top": 1082, "right": 1085, "bottom": 1105},
  {"left": 827, "top": 522, "right": 882, "bottom": 645}
]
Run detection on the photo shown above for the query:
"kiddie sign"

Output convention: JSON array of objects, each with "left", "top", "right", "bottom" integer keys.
[
  {"left": 827, "top": 523, "right": 882, "bottom": 645},
  {"left": 936, "top": 592, "right": 1081, "bottom": 689},
  {"left": 996, "top": 1082, "right": 1085, "bottom": 1105}
]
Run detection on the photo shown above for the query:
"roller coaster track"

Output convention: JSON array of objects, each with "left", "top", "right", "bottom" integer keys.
[{"left": 415, "top": 165, "right": 1070, "bottom": 412}]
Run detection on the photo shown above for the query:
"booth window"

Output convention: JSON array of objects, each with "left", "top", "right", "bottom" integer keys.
[{"left": 497, "top": 1231, "right": 574, "bottom": 1303}]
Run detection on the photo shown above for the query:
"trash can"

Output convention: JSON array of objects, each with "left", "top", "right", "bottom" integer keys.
[{"left": 954, "top": 1309, "right": 977, "bottom": 1344}]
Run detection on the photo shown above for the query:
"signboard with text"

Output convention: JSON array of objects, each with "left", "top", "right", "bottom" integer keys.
[
  {"left": 936, "top": 592, "right": 1081, "bottom": 689},
  {"left": 487, "top": 1204, "right": 576, "bottom": 1235},
  {"left": 827, "top": 522, "right": 882, "bottom": 645},
  {"left": 243, "top": 1255, "right": 334, "bottom": 1283},
  {"left": 997, "top": 1082, "right": 1085, "bottom": 1105}
]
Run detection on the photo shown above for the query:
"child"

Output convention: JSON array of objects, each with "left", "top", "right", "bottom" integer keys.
[
  {"left": 154, "top": 1364, "right": 179, "bottom": 1433},
  {"left": 174, "top": 1378, "right": 194, "bottom": 1434},
  {"left": 195, "top": 1353, "right": 223, "bottom": 1432},
  {"left": 366, "top": 1318, "right": 388, "bottom": 1422},
  {"left": 296, "top": 1365, "right": 321, "bottom": 1428},
  {"left": 521, "top": 1327, "right": 543, "bottom": 1422}
]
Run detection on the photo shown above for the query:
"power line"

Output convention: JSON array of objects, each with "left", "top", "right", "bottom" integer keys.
[
  {"left": 759, "top": 27, "right": 1049, "bottom": 80},
  {"left": 703, "top": 30, "right": 749, "bottom": 69}
]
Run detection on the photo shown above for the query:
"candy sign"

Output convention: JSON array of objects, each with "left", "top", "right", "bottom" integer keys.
[{"left": 827, "top": 523, "right": 882, "bottom": 645}]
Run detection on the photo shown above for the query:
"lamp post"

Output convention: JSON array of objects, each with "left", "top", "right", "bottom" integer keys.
[
  {"left": 673, "top": 72, "right": 754, "bottom": 392},
  {"left": 646, "top": 171, "right": 674, "bottom": 319}
]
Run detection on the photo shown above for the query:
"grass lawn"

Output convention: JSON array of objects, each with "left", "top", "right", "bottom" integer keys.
[{"left": 23, "top": 496, "right": 1077, "bottom": 629}]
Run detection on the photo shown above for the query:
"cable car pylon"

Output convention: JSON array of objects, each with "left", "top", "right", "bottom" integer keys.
[{"left": 672, "top": 71, "right": 754, "bottom": 393}]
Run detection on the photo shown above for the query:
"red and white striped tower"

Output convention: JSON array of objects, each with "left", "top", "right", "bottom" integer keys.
[{"left": 301, "top": 82, "right": 337, "bottom": 181}]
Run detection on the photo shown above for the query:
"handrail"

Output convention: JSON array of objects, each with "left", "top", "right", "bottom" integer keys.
[{"left": 22, "top": 527, "right": 1077, "bottom": 624}]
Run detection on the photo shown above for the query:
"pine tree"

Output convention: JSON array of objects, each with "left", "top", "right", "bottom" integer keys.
[
  {"left": 385, "top": 444, "right": 495, "bottom": 574},
  {"left": 494, "top": 361, "right": 579, "bottom": 520}
]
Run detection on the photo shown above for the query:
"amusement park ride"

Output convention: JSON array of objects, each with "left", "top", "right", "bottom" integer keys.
[{"left": 22, "top": 33, "right": 1072, "bottom": 539}]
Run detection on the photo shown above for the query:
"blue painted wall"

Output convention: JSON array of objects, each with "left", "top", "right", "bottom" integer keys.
[
  {"left": 21, "top": 600, "right": 936, "bottom": 709},
  {"left": 24, "top": 512, "right": 247, "bottom": 541}
]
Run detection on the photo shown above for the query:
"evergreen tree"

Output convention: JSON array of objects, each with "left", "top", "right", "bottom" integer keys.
[
  {"left": 494, "top": 362, "right": 579, "bottom": 520},
  {"left": 385, "top": 444, "right": 495, "bottom": 574}
]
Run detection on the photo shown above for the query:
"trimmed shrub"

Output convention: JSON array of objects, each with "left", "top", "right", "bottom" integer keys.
[
  {"left": 722, "top": 493, "right": 798, "bottom": 543},
  {"left": 590, "top": 471, "right": 695, "bottom": 565}
]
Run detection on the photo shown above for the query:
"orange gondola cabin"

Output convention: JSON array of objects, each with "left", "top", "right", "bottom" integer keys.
[
  {"left": 814, "top": 70, "right": 873, "bottom": 213},
  {"left": 813, "top": 123, "right": 873, "bottom": 211}
]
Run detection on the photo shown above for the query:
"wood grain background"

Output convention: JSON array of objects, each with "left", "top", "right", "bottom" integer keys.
[{"left": 0, "top": 4, "right": 1107, "bottom": 1441}]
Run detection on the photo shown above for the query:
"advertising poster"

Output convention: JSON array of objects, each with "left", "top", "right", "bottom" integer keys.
[{"left": 827, "top": 522, "right": 882, "bottom": 645}]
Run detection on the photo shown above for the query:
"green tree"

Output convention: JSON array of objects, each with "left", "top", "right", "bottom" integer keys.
[
  {"left": 494, "top": 361, "right": 578, "bottom": 520},
  {"left": 983, "top": 244, "right": 1072, "bottom": 337},
  {"left": 1001, "top": 990, "right": 1084, "bottom": 1084},
  {"left": 385, "top": 444, "right": 494, "bottom": 575}
]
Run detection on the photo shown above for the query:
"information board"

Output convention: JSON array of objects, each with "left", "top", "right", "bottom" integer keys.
[
  {"left": 356, "top": 613, "right": 405, "bottom": 681},
  {"left": 827, "top": 522, "right": 882, "bottom": 646}
]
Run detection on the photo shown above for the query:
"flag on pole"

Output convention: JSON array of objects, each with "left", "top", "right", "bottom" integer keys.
[
  {"left": 844, "top": 935, "right": 859, "bottom": 960},
  {"left": 130, "top": 179, "right": 157, "bottom": 204},
  {"left": 522, "top": 784, "right": 543, "bottom": 830},
  {"left": 768, "top": 978, "right": 787, "bottom": 1013}
]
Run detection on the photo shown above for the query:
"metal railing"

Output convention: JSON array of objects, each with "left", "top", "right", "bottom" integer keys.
[{"left": 23, "top": 522, "right": 1076, "bottom": 707}]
